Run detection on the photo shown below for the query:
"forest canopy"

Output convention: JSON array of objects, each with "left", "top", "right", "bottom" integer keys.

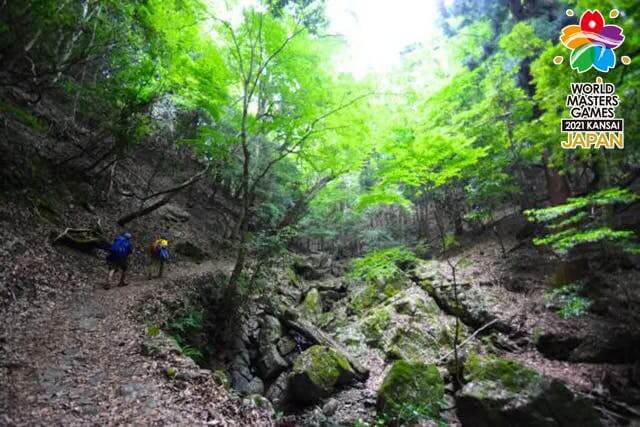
[{"left": 1, "top": 0, "right": 638, "bottom": 268}]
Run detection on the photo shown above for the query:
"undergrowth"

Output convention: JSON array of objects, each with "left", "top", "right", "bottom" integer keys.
[
  {"left": 354, "top": 400, "right": 447, "bottom": 427},
  {"left": 349, "top": 246, "right": 417, "bottom": 284},
  {"left": 545, "top": 284, "right": 591, "bottom": 319},
  {"left": 165, "top": 304, "right": 206, "bottom": 364},
  {"left": 0, "top": 96, "right": 46, "bottom": 132}
]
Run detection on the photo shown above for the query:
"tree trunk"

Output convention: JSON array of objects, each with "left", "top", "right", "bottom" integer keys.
[{"left": 543, "top": 150, "right": 571, "bottom": 205}]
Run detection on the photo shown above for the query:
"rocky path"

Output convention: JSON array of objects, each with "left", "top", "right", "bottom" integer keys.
[{"left": 2, "top": 260, "right": 270, "bottom": 426}]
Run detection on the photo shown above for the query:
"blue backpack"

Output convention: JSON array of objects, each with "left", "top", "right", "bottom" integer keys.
[
  {"left": 110, "top": 235, "right": 131, "bottom": 259},
  {"left": 158, "top": 247, "right": 169, "bottom": 262}
]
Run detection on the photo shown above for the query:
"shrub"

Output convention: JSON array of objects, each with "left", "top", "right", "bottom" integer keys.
[
  {"left": 165, "top": 305, "right": 205, "bottom": 364},
  {"left": 349, "top": 246, "right": 417, "bottom": 285},
  {"left": 545, "top": 284, "right": 591, "bottom": 319}
]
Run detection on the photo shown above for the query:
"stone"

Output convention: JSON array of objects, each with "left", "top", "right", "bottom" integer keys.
[
  {"left": 456, "top": 355, "right": 601, "bottom": 427},
  {"left": 174, "top": 241, "right": 206, "bottom": 262},
  {"left": 258, "top": 315, "right": 282, "bottom": 350},
  {"left": 293, "top": 258, "right": 323, "bottom": 280},
  {"left": 246, "top": 377, "right": 265, "bottom": 395},
  {"left": 322, "top": 398, "right": 339, "bottom": 416},
  {"left": 361, "top": 306, "right": 391, "bottom": 345},
  {"left": 266, "top": 372, "right": 290, "bottom": 409},
  {"left": 377, "top": 360, "right": 444, "bottom": 419},
  {"left": 414, "top": 261, "right": 512, "bottom": 334},
  {"left": 234, "top": 375, "right": 261, "bottom": 396},
  {"left": 301, "top": 288, "right": 323, "bottom": 321},
  {"left": 288, "top": 345, "right": 355, "bottom": 405},
  {"left": 159, "top": 203, "right": 190, "bottom": 222},
  {"left": 277, "top": 336, "right": 297, "bottom": 356},
  {"left": 258, "top": 344, "right": 289, "bottom": 380},
  {"left": 536, "top": 326, "right": 640, "bottom": 363},
  {"left": 246, "top": 394, "right": 274, "bottom": 415},
  {"left": 319, "top": 290, "right": 343, "bottom": 310}
]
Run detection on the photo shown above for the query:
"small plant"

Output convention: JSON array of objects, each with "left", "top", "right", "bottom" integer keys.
[
  {"left": 545, "top": 284, "right": 591, "bottom": 319},
  {"left": 166, "top": 367, "right": 177, "bottom": 378},
  {"left": 165, "top": 305, "right": 205, "bottom": 364},
  {"left": 146, "top": 325, "right": 160, "bottom": 337},
  {"left": 349, "top": 246, "right": 418, "bottom": 285},
  {"left": 374, "top": 400, "right": 448, "bottom": 427}
]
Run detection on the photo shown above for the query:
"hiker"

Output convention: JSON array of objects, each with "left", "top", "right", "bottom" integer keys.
[
  {"left": 147, "top": 238, "right": 169, "bottom": 279},
  {"left": 105, "top": 232, "right": 133, "bottom": 289}
]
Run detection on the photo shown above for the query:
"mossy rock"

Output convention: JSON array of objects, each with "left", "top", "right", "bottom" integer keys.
[
  {"left": 377, "top": 360, "right": 444, "bottom": 419},
  {"left": 286, "top": 267, "right": 301, "bottom": 286},
  {"left": 385, "top": 325, "right": 436, "bottom": 362},
  {"left": 361, "top": 307, "right": 391, "bottom": 345},
  {"left": 457, "top": 356, "right": 601, "bottom": 427},
  {"left": 464, "top": 354, "right": 539, "bottom": 392},
  {"left": 318, "top": 311, "right": 336, "bottom": 329},
  {"left": 301, "top": 288, "right": 322, "bottom": 320},
  {"left": 350, "top": 283, "right": 380, "bottom": 313},
  {"left": 288, "top": 345, "right": 355, "bottom": 405}
]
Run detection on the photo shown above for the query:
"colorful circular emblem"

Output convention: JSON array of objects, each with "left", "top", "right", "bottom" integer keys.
[{"left": 560, "top": 10, "right": 625, "bottom": 73}]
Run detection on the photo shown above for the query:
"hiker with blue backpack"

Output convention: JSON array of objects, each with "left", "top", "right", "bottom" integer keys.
[
  {"left": 105, "top": 232, "right": 133, "bottom": 289},
  {"left": 147, "top": 238, "right": 169, "bottom": 279}
]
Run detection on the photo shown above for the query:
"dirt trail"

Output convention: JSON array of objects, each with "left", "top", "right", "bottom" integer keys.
[{"left": 2, "top": 259, "right": 266, "bottom": 426}]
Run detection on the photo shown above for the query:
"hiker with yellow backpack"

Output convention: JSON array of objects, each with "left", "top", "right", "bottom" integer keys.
[{"left": 148, "top": 238, "right": 170, "bottom": 279}]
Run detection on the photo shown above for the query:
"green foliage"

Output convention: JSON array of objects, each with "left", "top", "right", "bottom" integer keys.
[
  {"left": 546, "top": 284, "right": 591, "bottom": 319},
  {"left": 166, "top": 367, "right": 177, "bottom": 378},
  {"left": 374, "top": 401, "right": 447, "bottom": 427},
  {"left": 146, "top": 325, "right": 160, "bottom": 337},
  {"left": 526, "top": 188, "right": 639, "bottom": 223},
  {"left": 0, "top": 97, "right": 45, "bottom": 132},
  {"left": 349, "top": 247, "right": 417, "bottom": 285},
  {"left": 525, "top": 188, "right": 640, "bottom": 256},
  {"left": 165, "top": 305, "right": 205, "bottom": 364}
]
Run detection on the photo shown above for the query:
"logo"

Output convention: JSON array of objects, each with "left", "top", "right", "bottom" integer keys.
[
  {"left": 560, "top": 77, "right": 624, "bottom": 149},
  {"left": 553, "top": 9, "right": 632, "bottom": 149},
  {"left": 560, "top": 9, "right": 625, "bottom": 73}
]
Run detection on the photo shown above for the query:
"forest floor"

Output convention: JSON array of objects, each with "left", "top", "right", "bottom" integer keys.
[{"left": 1, "top": 258, "right": 271, "bottom": 426}]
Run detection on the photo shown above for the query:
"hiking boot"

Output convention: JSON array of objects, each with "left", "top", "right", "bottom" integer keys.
[{"left": 118, "top": 282, "right": 129, "bottom": 287}]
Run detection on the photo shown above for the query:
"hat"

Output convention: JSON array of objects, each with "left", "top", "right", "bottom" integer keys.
[{"left": 123, "top": 232, "right": 132, "bottom": 239}]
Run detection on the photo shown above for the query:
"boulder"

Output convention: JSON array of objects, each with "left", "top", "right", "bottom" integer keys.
[
  {"left": 293, "top": 258, "right": 323, "bottom": 280},
  {"left": 456, "top": 355, "right": 601, "bottom": 427},
  {"left": 361, "top": 306, "right": 391, "bottom": 345},
  {"left": 159, "top": 203, "right": 190, "bottom": 222},
  {"left": 355, "top": 286, "right": 460, "bottom": 361},
  {"left": 258, "top": 344, "right": 288, "bottom": 380},
  {"left": 322, "top": 398, "right": 339, "bottom": 416},
  {"left": 266, "top": 371, "right": 290, "bottom": 409},
  {"left": 414, "top": 261, "right": 513, "bottom": 334},
  {"left": 258, "top": 315, "right": 282, "bottom": 350},
  {"left": 377, "top": 360, "right": 444, "bottom": 419},
  {"left": 536, "top": 325, "right": 640, "bottom": 363},
  {"left": 288, "top": 345, "right": 355, "bottom": 405},
  {"left": 301, "top": 288, "right": 323, "bottom": 321},
  {"left": 245, "top": 377, "right": 265, "bottom": 395},
  {"left": 277, "top": 336, "right": 297, "bottom": 356},
  {"left": 174, "top": 241, "right": 206, "bottom": 262}
]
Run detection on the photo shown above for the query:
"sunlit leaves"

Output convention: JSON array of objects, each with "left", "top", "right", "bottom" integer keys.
[{"left": 526, "top": 187, "right": 640, "bottom": 256}]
